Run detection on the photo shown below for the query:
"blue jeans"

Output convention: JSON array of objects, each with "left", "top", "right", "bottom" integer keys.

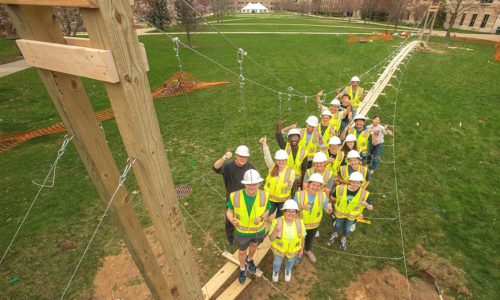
[
  {"left": 273, "top": 253, "right": 296, "bottom": 273},
  {"left": 368, "top": 143, "right": 384, "bottom": 170},
  {"left": 269, "top": 201, "right": 284, "bottom": 218},
  {"left": 334, "top": 217, "right": 355, "bottom": 237}
]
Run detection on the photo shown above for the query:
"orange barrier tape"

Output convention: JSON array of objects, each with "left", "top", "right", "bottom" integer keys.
[{"left": 0, "top": 71, "right": 229, "bottom": 152}]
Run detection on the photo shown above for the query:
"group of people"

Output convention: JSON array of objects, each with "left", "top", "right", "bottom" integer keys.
[{"left": 212, "top": 76, "right": 394, "bottom": 284}]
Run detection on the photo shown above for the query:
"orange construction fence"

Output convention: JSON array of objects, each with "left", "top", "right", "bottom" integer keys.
[
  {"left": 0, "top": 71, "right": 229, "bottom": 152},
  {"left": 348, "top": 32, "right": 393, "bottom": 43}
]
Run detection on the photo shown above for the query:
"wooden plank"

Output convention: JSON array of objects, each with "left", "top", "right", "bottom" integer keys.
[
  {"left": 5, "top": 4, "right": 171, "bottom": 300},
  {"left": 202, "top": 237, "right": 271, "bottom": 299},
  {"left": 16, "top": 39, "right": 120, "bottom": 82},
  {"left": 79, "top": 1, "right": 203, "bottom": 299},
  {"left": 0, "top": 0, "right": 98, "bottom": 7},
  {"left": 64, "top": 36, "right": 149, "bottom": 71}
]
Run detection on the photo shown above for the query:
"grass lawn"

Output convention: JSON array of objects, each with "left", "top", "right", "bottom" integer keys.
[
  {"left": 1, "top": 14, "right": 499, "bottom": 299},
  {"left": 0, "top": 38, "right": 22, "bottom": 65}
]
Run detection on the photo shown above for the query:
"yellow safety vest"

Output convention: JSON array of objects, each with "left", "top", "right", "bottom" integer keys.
[
  {"left": 271, "top": 217, "right": 304, "bottom": 258},
  {"left": 285, "top": 143, "right": 308, "bottom": 176},
  {"left": 348, "top": 128, "right": 371, "bottom": 155},
  {"left": 317, "top": 123, "right": 337, "bottom": 147},
  {"left": 346, "top": 86, "right": 364, "bottom": 109},
  {"left": 327, "top": 149, "right": 345, "bottom": 177},
  {"left": 305, "top": 167, "right": 333, "bottom": 191},
  {"left": 298, "top": 128, "right": 321, "bottom": 160},
  {"left": 296, "top": 190, "right": 327, "bottom": 229},
  {"left": 265, "top": 167, "right": 294, "bottom": 203},
  {"left": 334, "top": 185, "right": 370, "bottom": 220},
  {"left": 329, "top": 111, "right": 342, "bottom": 132},
  {"left": 339, "top": 165, "right": 368, "bottom": 183},
  {"left": 230, "top": 189, "right": 268, "bottom": 235}
]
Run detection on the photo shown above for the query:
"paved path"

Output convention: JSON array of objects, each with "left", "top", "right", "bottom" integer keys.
[{"left": 0, "top": 59, "right": 30, "bottom": 78}]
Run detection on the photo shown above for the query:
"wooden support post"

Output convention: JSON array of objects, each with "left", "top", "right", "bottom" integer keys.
[
  {"left": 5, "top": 4, "right": 172, "bottom": 299},
  {"left": 80, "top": 1, "right": 203, "bottom": 299}
]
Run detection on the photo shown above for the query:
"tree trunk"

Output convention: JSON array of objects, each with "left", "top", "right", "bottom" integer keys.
[{"left": 186, "top": 29, "right": 192, "bottom": 47}]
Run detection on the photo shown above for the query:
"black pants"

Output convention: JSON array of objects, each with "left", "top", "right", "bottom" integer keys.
[
  {"left": 304, "top": 228, "right": 318, "bottom": 252},
  {"left": 225, "top": 216, "right": 235, "bottom": 238}
]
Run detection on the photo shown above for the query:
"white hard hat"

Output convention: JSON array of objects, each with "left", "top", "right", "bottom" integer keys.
[
  {"left": 241, "top": 169, "right": 264, "bottom": 184},
  {"left": 235, "top": 145, "right": 250, "bottom": 157},
  {"left": 349, "top": 171, "right": 364, "bottom": 182},
  {"left": 308, "top": 173, "right": 324, "bottom": 184},
  {"left": 274, "top": 149, "right": 289, "bottom": 160},
  {"left": 321, "top": 110, "right": 332, "bottom": 117},
  {"left": 353, "top": 114, "right": 368, "bottom": 121},
  {"left": 306, "top": 116, "right": 319, "bottom": 127},
  {"left": 345, "top": 134, "right": 357, "bottom": 142},
  {"left": 287, "top": 128, "right": 301, "bottom": 137},
  {"left": 281, "top": 199, "right": 299, "bottom": 211},
  {"left": 351, "top": 76, "right": 360, "bottom": 82},
  {"left": 347, "top": 150, "right": 361, "bottom": 159},
  {"left": 329, "top": 136, "right": 342, "bottom": 145},
  {"left": 330, "top": 99, "right": 341, "bottom": 106},
  {"left": 312, "top": 152, "right": 327, "bottom": 163}
]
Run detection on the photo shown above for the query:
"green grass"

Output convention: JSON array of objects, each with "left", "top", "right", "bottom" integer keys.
[
  {"left": 1, "top": 14, "right": 499, "bottom": 299},
  {"left": 0, "top": 38, "right": 22, "bottom": 64}
]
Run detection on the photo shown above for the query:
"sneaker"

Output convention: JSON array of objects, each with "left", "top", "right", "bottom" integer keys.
[
  {"left": 295, "top": 255, "right": 302, "bottom": 264},
  {"left": 350, "top": 223, "right": 356, "bottom": 232},
  {"left": 246, "top": 259, "right": 257, "bottom": 274},
  {"left": 285, "top": 270, "right": 292, "bottom": 282},
  {"left": 340, "top": 239, "right": 347, "bottom": 251},
  {"left": 305, "top": 251, "right": 316, "bottom": 263},
  {"left": 315, "top": 231, "right": 320, "bottom": 237},
  {"left": 239, "top": 268, "right": 247, "bottom": 284},
  {"left": 272, "top": 271, "right": 279, "bottom": 283},
  {"left": 369, "top": 170, "right": 375, "bottom": 175},
  {"left": 327, "top": 233, "right": 337, "bottom": 246},
  {"left": 226, "top": 234, "right": 234, "bottom": 245}
]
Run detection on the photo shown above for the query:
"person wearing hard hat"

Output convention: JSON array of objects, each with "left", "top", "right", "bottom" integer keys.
[
  {"left": 336, "top": 76, "right": 366, "bottom": 116},
  {"left": 280, "top": 116, "right": 324, "bottom": 167},
  {"left": 227, "top": 169, "right": 270, "bottom": 284},
  {"left": 366, "top": 115, "right": 394, "bottom": 174},
  {"left": 294, "top": 173, "right": 332, "bottom": 263},
  {"left": 268, "top": 199, "right": 305, "bottom": 282},
  {"left": 303, "top": 152, "right": 334, "bottom": 197},
  {"left": 275, "top": 121, "right": 309, "bottom": 190},
  {"left": 317, "top": 110, "right": 338, "bottom": 146},
  {"left": 328, "top": 171, "right": 373, "bottom": 251},
  {"left": 325, "top": 136, "right": 345, "bottom": 178},
  {"left": 213, "top": 145, "right": 256, "bottom": 245},
  {"left": 341, "top": 133, "right": 359, "bottom": 165},
  {"left": 259, "top": 136, "right": 296, "bottom": 217},
  {"left": 338, "top": 150, "right": 370, "bottom": 188},
  {"left": 315, "top": 90, "right": 351, "bottom": 133},
  {"left": 341, "top": 114, "right": 373, "bottom": 161}
]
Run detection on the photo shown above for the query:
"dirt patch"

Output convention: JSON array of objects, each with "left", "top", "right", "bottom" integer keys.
[
  {"left": 408, "top": 244, "right": 471, "bottom": 297},
  {"left": 92, "top": 227, "right": 172, "bottom": 300},
  {"left": 345, "top": 267, "right": 451, "bottom": 300},
  {"left": 239, "top": 254, "right": 318, "bottom": 300},
  {"left": 59, "top": 240, "right": 75, "bottom": 252}
]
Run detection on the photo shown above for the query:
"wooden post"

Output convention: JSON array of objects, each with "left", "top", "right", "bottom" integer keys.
[
  {"left": 5, "top": 4, "right": 172, "bottom": 299},
  {"left": 80, "top": 0, "right": 203, "bottom": 298}
]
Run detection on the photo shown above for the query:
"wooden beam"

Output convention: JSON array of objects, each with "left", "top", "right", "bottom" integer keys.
[
  {"left": 64, "top": 36, "right": 149, "bottom": 71},
  {"left": 0, "top": 0, "right": 98, "bottom": 7},
  {"left": 16, "top": 39, "right": 120, "bottom": 83},
  {"left": 5, "top": 4, "right": 171, "bottom": 299},
  {"left": 203, "top": 238, "right": 271, "bottom": 299},
  {"left": 80, "top": 0, "right": 203, "bottom": 299}
]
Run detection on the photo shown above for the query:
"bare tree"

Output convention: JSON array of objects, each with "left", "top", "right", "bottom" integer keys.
[
  {"left": 146, "top": 0, "right": 171, "bottom": 29},
  {"left": 441, "top": 0, "right": 477, "bottom": 38},
  {"left": 341, "top": 0, "right": 362, "bottom": 22},
  {"left": 53, "top": 7, "right": 84, "bottom": 36},
  {"left": 362, "top": 0, "right": 380, "bottom": 24},
  {"left": 175, "top": 0, "right": 198, "bottom": 47},
  {"left": 211, "top": 0, "right": 229, "bottom": 23},
  {"left": 0, "top": 5, "right": 18, "bottom": 39}
]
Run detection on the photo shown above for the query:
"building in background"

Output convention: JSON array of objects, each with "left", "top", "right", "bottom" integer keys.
[{"left": 444, "top": 0, "right": 500, "bottom": 34}]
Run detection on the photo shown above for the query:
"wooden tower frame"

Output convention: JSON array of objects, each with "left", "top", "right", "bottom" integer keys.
[{"left": 1, "top": 0, "right": 202, "bottom": 299}]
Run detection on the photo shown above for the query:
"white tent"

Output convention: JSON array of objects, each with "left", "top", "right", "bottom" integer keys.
[{"left": 241, "top": 2, "right": 269, "bottom": 13}]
